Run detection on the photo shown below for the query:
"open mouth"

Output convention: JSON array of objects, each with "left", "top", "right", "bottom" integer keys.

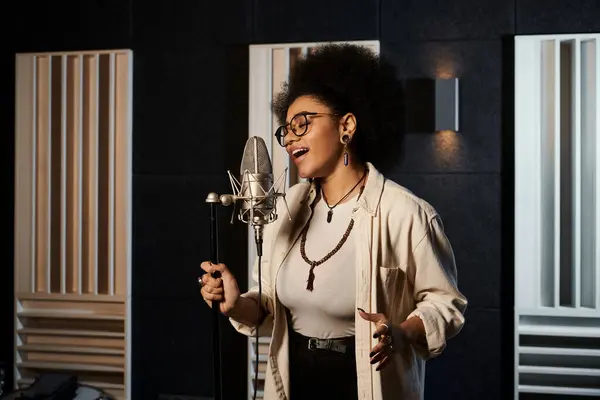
[{"left": 292, "top": 148, "right": 309, "bottom": 158}]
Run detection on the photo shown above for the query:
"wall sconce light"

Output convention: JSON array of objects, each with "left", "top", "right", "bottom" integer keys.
[{"left": 435, "top": 78, "right": 459, "bottom": 132}]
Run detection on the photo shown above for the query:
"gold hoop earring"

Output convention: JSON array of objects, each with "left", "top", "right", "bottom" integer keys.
[{"left": 341, "top": 135, "right": 350, "bottom": 166}]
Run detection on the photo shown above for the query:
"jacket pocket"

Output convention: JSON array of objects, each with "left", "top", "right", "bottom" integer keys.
[{"left": 377, "top": 266, "right": 406, "bottom": 318}]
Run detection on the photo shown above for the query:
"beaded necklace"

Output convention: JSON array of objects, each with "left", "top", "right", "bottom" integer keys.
[{"left": 300, "top": 177, "right": 367, "bottom": 291}]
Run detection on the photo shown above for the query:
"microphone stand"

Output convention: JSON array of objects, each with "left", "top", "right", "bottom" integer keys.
[{"left": 205, "top": 192, "right": 222, "bottom": 400}]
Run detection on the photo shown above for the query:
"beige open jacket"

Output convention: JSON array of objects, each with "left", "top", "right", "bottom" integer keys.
[{"left": 230, "top": 162, "right": 467, "bottom": 400}]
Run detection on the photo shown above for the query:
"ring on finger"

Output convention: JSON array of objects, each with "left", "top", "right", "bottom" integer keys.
[
  {"left": 198, "top": 276, "right": 205, "bottom": 288},
  {"left": 382, "top": 334, "right": 393, "bottom": 350}
]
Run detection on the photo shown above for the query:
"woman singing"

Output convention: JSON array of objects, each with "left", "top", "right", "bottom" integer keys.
[{"left": 199, "top": 43, "right": 467, "bottom": 400}]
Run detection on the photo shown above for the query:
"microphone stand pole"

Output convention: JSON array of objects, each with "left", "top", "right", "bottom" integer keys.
[{"left": 205, "top": 192, "right": 222, "bottom": 400}]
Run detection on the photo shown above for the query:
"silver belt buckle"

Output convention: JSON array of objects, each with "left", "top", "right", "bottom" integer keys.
[{"left": 308, "top": 338, "right": 318, "bottom": 351}]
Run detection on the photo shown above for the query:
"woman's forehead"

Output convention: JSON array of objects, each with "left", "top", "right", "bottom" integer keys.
[{"left": 286, "top": 96, "right": 328, "bottom": 120}]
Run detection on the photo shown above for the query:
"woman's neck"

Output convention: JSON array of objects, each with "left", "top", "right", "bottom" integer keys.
[{"left": 319, "top": 162, "right": 367, "bottom": 205}]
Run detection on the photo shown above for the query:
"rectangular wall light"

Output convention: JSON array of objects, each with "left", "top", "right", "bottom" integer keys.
[{"left": 435, "top": 78, "right": 459, "bottom": 131}]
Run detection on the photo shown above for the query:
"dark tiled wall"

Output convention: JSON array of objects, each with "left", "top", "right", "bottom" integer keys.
[
  {"left": 2, "top": 1, "right": 600, "bottom": 399},
  {"left": 0, "top": 51, "right": 15, "bottom": 400},
  {"left": 380, "top": 1, "right": 513, "bottom": 398}
]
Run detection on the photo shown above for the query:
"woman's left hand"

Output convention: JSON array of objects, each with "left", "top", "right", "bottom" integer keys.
[{"left": 358, "top": 308, "right": 397, "bottom": 371}]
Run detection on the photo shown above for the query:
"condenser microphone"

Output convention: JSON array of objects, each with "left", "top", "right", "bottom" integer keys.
[
  {"left": 240, "top": 136, "right": 276, "bottom": 234},
  {"left": 219, "top": 136, "right": 290, "bottom": 256}
]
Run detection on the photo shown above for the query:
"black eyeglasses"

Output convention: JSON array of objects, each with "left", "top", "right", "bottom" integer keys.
[{"left": 274, "top": 112, "right": 339, "bottom": 147}]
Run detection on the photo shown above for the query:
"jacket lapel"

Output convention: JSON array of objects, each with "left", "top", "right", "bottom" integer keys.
[{"left": 270, "top": 183, "right": 315, "bottom": 275}]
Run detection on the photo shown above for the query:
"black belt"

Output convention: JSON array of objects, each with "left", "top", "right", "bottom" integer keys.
[
  {"left": 285, "top": 308, "right": 354, "bottom": 355},
  {"left": 307, "top": 337, "right": 349, "bottom": 354}
]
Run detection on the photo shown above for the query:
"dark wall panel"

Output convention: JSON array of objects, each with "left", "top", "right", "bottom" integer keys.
[
  {"left": 390, "top": 173, "right": 502, "bottom": 310},
  {"left": 131, "top": 296, "right": 246, "bottom": 400},
  {"left": 516, "top": 0, "right": 600, "bottom": 34},
  {"left": 383, "top": 40, "right": 503, "bottom": 174},
  {"left": 381, "top": 0, "right": 514, "bottom": 41},
  {"left": 424, "top": 309, "right": 502, "bottom": 399},
  {"left": 132, "top": 47, "right": 249, "bottom": 175},
  {"left": 252, "top": 0, "right": 379, "bottom": 43},
  {"left": 9, "top": 0, "right": 132, "bottom": 53},
  {"left": 132, "top": 1, "right": 252, "bottom": 49},
  {"left": 380, "top": 1, "right": 513, "bottom": 397},
  {"left": 133, "top": 174, "right": 247, "bottom": 299},
  {"left": 130, "top": 1, "right": 252, "bottom": 398}
]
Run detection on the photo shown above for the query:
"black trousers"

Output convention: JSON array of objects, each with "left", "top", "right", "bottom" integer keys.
[{"left": 288, "top": 327, "right": 358, "bottom": 400}]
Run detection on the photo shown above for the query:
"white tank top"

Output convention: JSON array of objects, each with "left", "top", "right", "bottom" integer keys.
[{"left": 276, "top": 194, "right": 357, "bottom": 338}]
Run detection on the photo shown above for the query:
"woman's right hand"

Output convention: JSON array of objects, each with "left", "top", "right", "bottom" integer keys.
[{"left": 199, "top": 262, "right": 241, "bottom": 315}]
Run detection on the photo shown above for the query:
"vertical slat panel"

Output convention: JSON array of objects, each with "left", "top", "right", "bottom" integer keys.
[
  {"left": 515, "top": 34, "right": 600, "bottom": 399},
  {"left": 247, "top": 46, "right": 272, "bottom": 397},
  {"left": 114, "top": 52, "right": 131, "bottom": 296},
  {"left": 573, "top": 39, "right": 582, "bottom": 308},
  {"left": 271, "top": 47, "right": 289, "bottom": 190},
  {"left": 77, "top": 55, "right": 84, "bottom": 294},
  {"left": 247, "top": 30, "right": 265, "bottom": 383},
  {"left": 47, "top": 58, "right": 54, "bottom": 294},
  {"left": 118, "top": 51, "right": 133, "bottom": 400},
  {"left": 581, "top": 39, "right": 597, "bottom": 309},
  {"left": 14, "top": 55, "right": 35, "bottom": 293},
  {"left": 247, "top": 48, "right": 272, "bottom": 289},
  {"left": 297, "top": 46, "right": 308, "bottom": 188},
  {"left": 515, "top": 39, "right": 542, "bottom": 309},
  {"left": 249, "top": 48, "right": 272, "bottom": 147},
  {"left": 60, "top": 55, "right": 67, "bottom": 294},
  {"left": 50, "top": 56, "right": 63, "bottom": 294},
  {"left": 282, "top": 50, "right": 291, "bottom": 190},
  {"left": 82, "top": 54, "right": 99, "bottom": 294},
  {"left": 35, "top": 56, "right": 51, "bottom": 293},
  {"left": 32, "top": 57, "right": 38, "bottom": 293},
  {"left": 266, "top": 50, "right": 273, "bottom": 154},
  {"left": 540, "top": 39, "right": 556, "bottom": 307},
  {"left": 559, "top": 40, "right": 574, "bottom": 307},
  {"left": 554, "top": 39, "right": 562, "bottom": 308},
  {"left": 14, "top": 48, "right": 133, "bottom": 400},
  {"left": 596, "top": 39, "right": 600, "bottom": 311},
  {"left": 580, "top": 40, "right": 598, "bottom": 308},
  {"left": 66, "top": 55, "right": 83, "bottom": 294},
  {"left": 287, "top": 47, "right": 304, "bottom": 186},
  {"left": 108, "top": 53, "right": 116, "bottom": 295},
  {"left": 97, "top": 54, "right": 111, "bottom": 295}
]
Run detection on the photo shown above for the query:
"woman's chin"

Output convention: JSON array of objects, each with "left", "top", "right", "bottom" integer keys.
[
  {"left": 296, "top": 166, "right": 317, "bottom": 180},
  {"left": 297, "top": 170, "right": 311, "bottom": 180},
  {"left": 297, "top": 162, "right": 330, "bottom": 180}
]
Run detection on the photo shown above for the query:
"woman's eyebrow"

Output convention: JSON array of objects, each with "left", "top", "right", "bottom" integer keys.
[{"left": 286, "top": 111, "right": 311, "bottom": 123}]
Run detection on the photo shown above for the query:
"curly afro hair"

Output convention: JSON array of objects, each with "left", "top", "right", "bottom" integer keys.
[{"left": 271, "top": 43, "right": 405, "bottom": 173}]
